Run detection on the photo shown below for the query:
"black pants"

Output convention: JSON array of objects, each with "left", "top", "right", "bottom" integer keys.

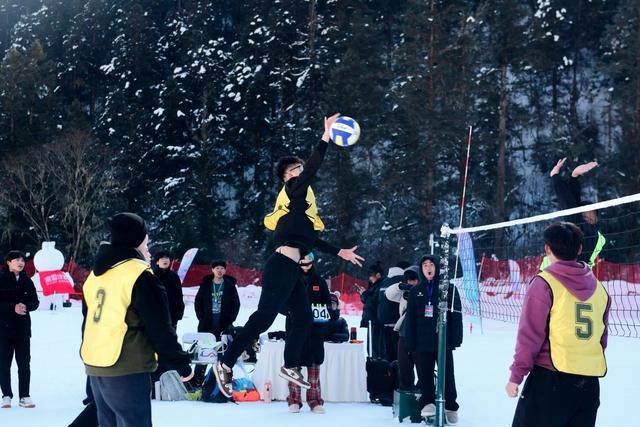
[
  {"left": 512, "top": 365, "right": 600, "bottom": 427},
  {"left": 397, "top": 337, "right": 415, "bottom": 391},
  {"left": 383, "top": 326, "right": 399, "bottom": 362},
  {"left": 222, "top": 252, "right": 311, "bottom": 368},
  {"left": 366, "top": 323, "right": 383, "bottom": 358},
  {"left": 414, "top": 349, "right": 458, "bottom": 411},
  {"left": 0, "top": 332, "right": 31, "bottom": 398},
  {"left": 90, "top": 373, "right": 152, "bottom": 427}
]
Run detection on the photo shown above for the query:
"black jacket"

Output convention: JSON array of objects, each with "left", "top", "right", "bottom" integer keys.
[
  {"left": 552, "top": 174, "right": 601, "bottom": 264},
  {"left": 376, "top": 275, "right": 402, "bottom": 326},
  {"left": 360, "top": 277, "right": 383, "bottom": 327},
  {"left": 404, "top": 255, "right": 463, "bottom": 353},
  {"left": 151, "top": 267, "right": 185, "bottom": 326},
  {"left": 0, "top": 269, "right": 39, "bottom": 338},
  {"left": 271, "top": 141, "right": 340, "bottom": 257},
  {"left": 194, "top": 274, "right": 240, "bottom": 335},
  {"left": 81, "top": 243, "right": 191, "bottom": 377},
  {"left": 285, "top": 268, "right": 332, "bottom": 366}
]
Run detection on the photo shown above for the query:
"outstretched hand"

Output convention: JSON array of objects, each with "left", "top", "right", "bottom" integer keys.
[
  {"left": 550, "top": 158, "right": 566, "bottom": 176},
  {"left": 338, "top": 246, "right": 365, "bottom": 267},
  {"left": 571, "top": 161, "right": 598, "bottom": 178},
  {"left": 322, "top": 113, "right": 341, "bottom": 142}
]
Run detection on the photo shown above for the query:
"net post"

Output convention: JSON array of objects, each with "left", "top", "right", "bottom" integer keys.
[{"left": 434, "top": 224, "right": 452, "bottom": 427}]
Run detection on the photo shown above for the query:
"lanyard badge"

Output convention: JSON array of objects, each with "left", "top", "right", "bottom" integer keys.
[{"left": 424, "top": 303, "right": 434, "bottom": 318}]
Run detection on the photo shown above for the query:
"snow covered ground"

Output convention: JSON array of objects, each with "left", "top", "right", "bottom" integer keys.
[{"left": 2, "top": 302, "right": 638, "bottom": 426}]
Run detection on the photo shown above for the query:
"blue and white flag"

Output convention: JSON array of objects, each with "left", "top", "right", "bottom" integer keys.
[
  {"left": 177, "top": 248, "right": 198, "bottom": 283},
  {"left": 457, "top": 232, "right": 482, "bottom": 328}
]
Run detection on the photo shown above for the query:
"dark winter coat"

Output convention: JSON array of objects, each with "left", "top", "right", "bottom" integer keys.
[
  {"left": 151, "top": 266, "right": 185, "bottom": 327},
  {"left": 194, "top": 274, "right": 240, "bottom": 335},
  {"left": 552, "top": 174, "right": 601, "bottom": 264},
  {"left": 285, "top": 268, "right": 332, "bottom": 366},
  {"left": 376, "top": 275, "right": 403, "bottom": 326},
  {"left": 360, "top": 277, "right": 383, "bottom": 327},
  {"left": 404, "top": 255, "right": 463, "bottom": 353},
  {"left": 0, "top": 268, "right": 39, "bottom": 338},
  {"left": 81, "top": 243, "right": 191, "bottom": 377}
]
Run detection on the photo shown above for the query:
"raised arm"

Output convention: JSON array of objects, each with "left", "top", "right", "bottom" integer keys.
[{"left": 287, "top": 114, "right": 340, "bottom": 196}]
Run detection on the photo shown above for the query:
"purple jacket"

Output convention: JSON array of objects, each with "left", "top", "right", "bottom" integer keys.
[{"left": 509, "top": 260, "right": 610, "bottom": 384}]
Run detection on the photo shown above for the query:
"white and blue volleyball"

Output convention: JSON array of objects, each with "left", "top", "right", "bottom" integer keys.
[{"left": 330, "top": 116, "right": 361, "bottom": 147}]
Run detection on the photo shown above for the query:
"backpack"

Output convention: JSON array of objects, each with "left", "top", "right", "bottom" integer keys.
[{"left": 158, "top": 371, "right": 188, "bottom": 401}]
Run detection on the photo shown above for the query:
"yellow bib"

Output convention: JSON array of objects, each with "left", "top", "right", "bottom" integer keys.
[
  {"left": 81, "top": 259, "right": 150, "bottom": 367},
  {"left": 539, "top": 270, "right": 608, "bottom": 377},
  {"left": 263, "top": 185, "right": 325, "bottom": 231}
]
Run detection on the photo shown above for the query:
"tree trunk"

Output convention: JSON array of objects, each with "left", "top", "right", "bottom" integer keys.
[{"left": 494, "top": 65, "right": 508, "bottom": 256}]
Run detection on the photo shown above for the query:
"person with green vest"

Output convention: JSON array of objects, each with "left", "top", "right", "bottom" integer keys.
[
  {"left": 545, "top": 158, "right": 606, "bottom": 269},
  {"left": 213, "top": 114, "right": 364, "bottom": 399},
  {"left": 506, "top": 222, "right": 610, "bottom": 427},
  {"left": 80, "top": 213, "right": 192, "bottom": 427}
]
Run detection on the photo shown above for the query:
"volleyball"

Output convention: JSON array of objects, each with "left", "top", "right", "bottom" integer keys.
[{"left": 330, "top": 116, "right": 361, "bottom": 147}]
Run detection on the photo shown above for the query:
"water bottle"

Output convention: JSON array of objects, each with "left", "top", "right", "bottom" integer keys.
[
  {"left": 264, "top": 380, "right": 272, "bottom": 403},
  {"left": 350, "top": 326, "right": 357, "bottom": 341}
]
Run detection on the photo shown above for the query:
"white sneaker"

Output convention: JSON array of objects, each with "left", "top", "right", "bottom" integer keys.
[
  {"left": 1, "top": 396, "right": 10, "bottom": 408},
  {"left": 288, "top": 404, "right": 301, "bottom": 413},
  {"left": 311, "top": 405, "right": 325, "bottom": 414},
  {"left": 445, "top": 410, "right": 458, "bottom": 425},
  {"left": 421, "top": 403, "right": 436, "bottom": 417},
  {"left": 19, "top": 397, "right": 35, "bottom": 408}
]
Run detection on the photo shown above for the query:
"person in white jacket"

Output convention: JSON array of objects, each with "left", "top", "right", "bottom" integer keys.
[{"left": 385, "top": 266, "right": 420, "bottom": 391}]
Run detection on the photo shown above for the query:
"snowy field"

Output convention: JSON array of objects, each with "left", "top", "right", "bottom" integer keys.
[{"left": 1, "top": 301, "right": 638, "bottom": 427}]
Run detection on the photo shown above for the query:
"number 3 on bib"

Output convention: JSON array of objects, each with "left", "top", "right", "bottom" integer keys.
[{"left": 311, "top": 304, "right": 330, "bottom": 323}]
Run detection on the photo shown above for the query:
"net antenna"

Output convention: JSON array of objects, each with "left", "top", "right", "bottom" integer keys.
[{"left": 449, "top": 126, "right": 474, "bottom": 314}]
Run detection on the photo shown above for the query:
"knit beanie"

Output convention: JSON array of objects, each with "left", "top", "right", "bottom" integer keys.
[{"left": 108, "top": 213, "right": 147, "bottom": 248}]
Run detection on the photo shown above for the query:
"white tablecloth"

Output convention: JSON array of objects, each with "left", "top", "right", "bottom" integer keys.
[{"left": 252, "top": 340, "right": 368, "bottom": 403}]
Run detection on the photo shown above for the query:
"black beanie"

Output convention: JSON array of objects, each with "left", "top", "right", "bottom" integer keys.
[{"left": 108, "top": 213, "right": 147, "bottom": 248}]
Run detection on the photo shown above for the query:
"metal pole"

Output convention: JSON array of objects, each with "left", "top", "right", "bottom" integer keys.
[{"left": 434, "top": 224, "right": 452, "bottom": 427}]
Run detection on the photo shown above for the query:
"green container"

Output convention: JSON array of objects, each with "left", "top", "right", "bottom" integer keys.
[{"left": 392, "top": 390, "right": 422, "bottom": 423}]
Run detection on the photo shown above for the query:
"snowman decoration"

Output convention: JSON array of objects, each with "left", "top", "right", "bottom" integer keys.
[{"left": 32, "top": 242, "right": 75, "bottom": 310}]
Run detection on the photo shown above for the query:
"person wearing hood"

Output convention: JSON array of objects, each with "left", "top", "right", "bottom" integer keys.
[
  {"left": 385, "top": 265, "right": 420, "bottom": 391},
  {"left": 506, "top": 222, "right": 610, "bottom": 427},
  {"left": 0, "top": 250, "right": 39, "bottom": 409},
  {"left": 152, "top": 251, "right": 184, "bottom": 330},
  {"left": 80, "top": 213, "right": 192, "bottom": 427},
  {"left": 404, "top": 254, "right": 462, "bottom": 425},
  {"left": 285, "top": 253, "right": 331, "bottom": 414},
  {"left": 358, "top": 261, "right": 384, "bottom": 357}
]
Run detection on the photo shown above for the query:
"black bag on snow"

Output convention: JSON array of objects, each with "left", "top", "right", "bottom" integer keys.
[
  {"left": 366, "top": 358, "right": 398, "bottom": 406},
  {"left": 365, "top": 321, "right": 397, "bottom": 406}
]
